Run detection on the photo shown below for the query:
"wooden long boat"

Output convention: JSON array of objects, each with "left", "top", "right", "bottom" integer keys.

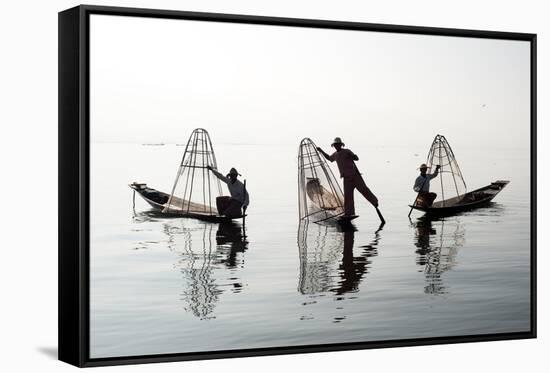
[
  {"left": 409, "top": 180, "right": 509, "bottom": 215},
  {"left": 129, "top": 182, "right": 244, "bottom": 223}
]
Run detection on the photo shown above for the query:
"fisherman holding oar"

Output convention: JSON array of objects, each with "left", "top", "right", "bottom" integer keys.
[
  {"left": 412, "top": 163, "right": 440, "bottom": 207},
  {"left": 207, "top": 166, "right": 249, "bottom": 218},
  {"left": 317, "top": 137, "right": 385, "bottom": 224}
]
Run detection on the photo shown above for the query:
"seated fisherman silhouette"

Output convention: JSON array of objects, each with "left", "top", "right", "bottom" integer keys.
[
  {"left": 207, "top": 165, "right": 249, "bottom": 218},
  {"left": 413, "top": 163, "right": 440, "bottom": 207}
]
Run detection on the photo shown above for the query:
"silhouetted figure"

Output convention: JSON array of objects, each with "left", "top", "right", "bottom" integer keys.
[
  {"left": 413, "top": 163, "right": 440, "bottom": 207},
  {"left": 208, "top": 166, "right": 249, "bottom": 217},
  {"left": 317, "top": 137, "right": 378, "bottom": 216}
]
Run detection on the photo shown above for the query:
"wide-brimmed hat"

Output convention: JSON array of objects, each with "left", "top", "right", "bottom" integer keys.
[
  {"left": 227, "top": 167, "right": 241, "bottom": 177},
  {"left": 331, "top": 137, "right": 345, "bottom": 147},
  {"left": 418, "top": 163, "right": 430, "bottom": 170}
]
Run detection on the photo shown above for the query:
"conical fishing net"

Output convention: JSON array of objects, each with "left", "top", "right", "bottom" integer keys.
[
  {"left": 298, "top": 138, "right": 344, "bottom": 223},
  {"left": 163, "top": 128, "right": 223, "bottom": 215},
  {"left": 425, "top": 135, "right": 467, "bottom": 206}
]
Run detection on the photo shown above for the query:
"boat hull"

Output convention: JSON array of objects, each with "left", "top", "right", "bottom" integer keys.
[
  {"left": 130, "top": 183, "right": 244, "bottom": 223},
  {"left": 409, "top": 180, "right": 509, "bottom": 216}
]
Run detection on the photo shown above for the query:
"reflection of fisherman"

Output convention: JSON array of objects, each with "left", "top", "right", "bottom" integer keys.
[
  {"left": 216, "top": 222, "right": 248, "bottom": 270},
  {"left": 414, "top": 218, "right": 436, "bottom": 266},
  {"left": 334, "top": 229, "right": 363, "bottom": 295},
  {"left": 333, "top": 225, "right": 381, "bottom": 295},
  {"left": 207, "top": 166, "right": 249, "bottom": 218},
  {"left": 413, "top": 163, "right": 440, "bottom": 207},
  {"left": 317, "top": 137, "right": 379, "bottom": 216}
]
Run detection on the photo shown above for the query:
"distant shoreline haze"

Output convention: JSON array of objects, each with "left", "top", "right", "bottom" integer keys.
[{"left": 89, "top": 15, "right": 530, "bottom": 153}]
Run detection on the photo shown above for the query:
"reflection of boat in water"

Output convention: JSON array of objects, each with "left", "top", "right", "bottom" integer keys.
[
  {"left": 130, "top": 128, "right": 245, "bottom": 222},
  {"left": 133, "top": 212, "right": 248, "bottom": 319},
  {"left": 409, "top": 134, "right": 509, "bottom": 216},
  {"left": 297, "top": 221, "right": 383, "bottom": 296},
  {"left": 413, "top": 217, "right": 464, "bottom": 295}
]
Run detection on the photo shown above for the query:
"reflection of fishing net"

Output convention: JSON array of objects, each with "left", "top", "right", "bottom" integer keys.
[
  {"left": 425, "top": 135, "right": 467, "bottom": 206},
  {"left": 298, "top": 138, "right": 344, "bottom": 223},
  {"left": 297, "top": 221, "right": 343, "bottom": 294},
  {"left": 414, "top": 218, "right": 465, "bottom": 295},
  {"left": 163, "top": 128, "right": 223, "bottom": 215},
  {"left": 165, "top": 223, "right": 220, "bottom": 319}
]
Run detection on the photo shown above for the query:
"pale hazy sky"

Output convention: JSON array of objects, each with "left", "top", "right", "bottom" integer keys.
[{"left": 90, "top": 14, "right": 531, "bottom": 150}]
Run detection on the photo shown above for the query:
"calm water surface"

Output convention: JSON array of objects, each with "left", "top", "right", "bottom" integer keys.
[{"left": 90, "top": 142, "right": 530, "bottom": 358}]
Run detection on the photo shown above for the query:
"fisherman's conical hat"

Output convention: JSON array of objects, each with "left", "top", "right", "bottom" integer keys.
[{"left": 331, "top": 137, "right": 345, "bottom": 147}]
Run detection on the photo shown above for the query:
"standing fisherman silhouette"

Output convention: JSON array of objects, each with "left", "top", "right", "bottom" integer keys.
[{"left": 317, "top": 137, "right": 383, "bottom": 223}]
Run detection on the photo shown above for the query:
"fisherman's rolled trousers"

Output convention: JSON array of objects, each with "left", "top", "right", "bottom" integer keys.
[{"left": 343, "top": 173, "right": 378, "bottom": 216}]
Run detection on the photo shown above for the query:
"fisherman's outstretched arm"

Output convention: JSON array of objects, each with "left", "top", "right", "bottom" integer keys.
[
  {"left": 207, "top": 165, "right": 229, "bottom": 184},
  {"left": 316, "top": 147, "right": 332, "bottom": 161}
]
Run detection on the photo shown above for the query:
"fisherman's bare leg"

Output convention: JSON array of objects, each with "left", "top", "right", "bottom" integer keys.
[
  {"left": 343, "top": 176, "right": 356, "bottom": 216},
  {"left": 354, "top": 174, "right": 379, "bottom": 208}
]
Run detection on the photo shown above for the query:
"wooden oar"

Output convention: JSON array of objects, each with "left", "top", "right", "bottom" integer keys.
[
  {"left": 408, "top": 177, "right": 428, "bottom": 218},
  {"left": 375, "top": 207, "right": 386, "bottom": 225},
  {"left": 408, "top": 166, "right": 438, "bottom": 217}
]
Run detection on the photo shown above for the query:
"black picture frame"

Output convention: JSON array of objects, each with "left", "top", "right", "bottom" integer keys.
[{"left": 58, "top": 4, "right": 537, "bottom": 368}]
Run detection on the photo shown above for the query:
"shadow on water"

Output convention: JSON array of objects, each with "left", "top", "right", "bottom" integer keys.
[
  {"left": 132, "top": 210, "right": 248, "bottom": 320},
  {"left": 297, "top": 220, "right": 384, "bottom": 322},
  {"left": 37, "top": 346, "right": 57, "bottom": 359},
  {"left": 412, "top": 216, "right": 465, "bottom": 295}
]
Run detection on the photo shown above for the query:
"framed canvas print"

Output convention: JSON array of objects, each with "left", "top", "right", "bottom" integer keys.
[{"left": 58, "top": 5, "right": 537, "bottom": 367}]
